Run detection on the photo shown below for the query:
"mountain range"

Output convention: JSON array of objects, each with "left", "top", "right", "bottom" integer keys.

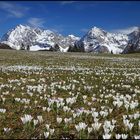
[{"left": 0, "top": 24, "right": 140, "bottom": 54}]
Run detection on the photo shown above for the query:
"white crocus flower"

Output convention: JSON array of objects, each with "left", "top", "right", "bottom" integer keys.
[
  {"left": 118, "top": 101, "right": 123, "bottom": 108},
  {"left": 83, "top": 95, "right": 87, "bottom": 100},
  {"left": 75, "top": 122, "right": 87, "bottom": 132},
  {"left": 94, "top": 117, "right": 99, "bottom": 123},
  {"left": 128, "top": 123, "right": 134, "bottom": 130},
  {"left": 44, "top": 132, "right": 49, "bottom": 138},
  {"left": 2, "top": 97, "right": 6, "bottom": 103},
  {"left": 123, "top": 115, "right": 127, "bottom": 120},
  {"left": 103, "top": 133, "right": 111, "bottom": 139},
  {"left": 104, "top": 128, "right": 110, "bottom": 134},
  {"left": 75, "top": 125, "right": 80, "bottom": 132},
  {"left": 47, "top": 107, "right": 51, "bottom": 112},
  {"left": 110, "top": 125, "right": 115, "bottom": 132},
  {"left": 64, "top": 118, "right": 72, "bottom": 124},
  {"left": 57, "top": 117, "right": 62, "bottom": 124},
  {"left": 133, "top": 112, "right": 140, "bottom": 119},
  {"left": 34, "top": 100, "right": 38, "bottom": 105},
  {"left": 123, "top": 119, "right": 129, "bottom": 128},
  {"left": 79, "top": 122, "right": 87, "bottom": 130},
  {"left": 125, "top": 104, "right": 129, "bottom": 111},
  {"left": 92, "top": 111, "right": 99, "bottom": 118},
  {"left": 112, "top": 119, "right": 116, "bottom": 125},
  {"left": 134, "top": 135, "right": 140, "bottom": 139},
  {"left": 115, "top": 134, "right": 121, "bottom": 139},
  {"left": 103, "top": 120, "right": 115, "bottom": 133},
  {"left": 73, "top": 113, "right": 77, "bottom": 118},
  {"left": 109, "top": 108, "right": 113, "bottom": 113},
  {"left": 45, "top": 124, "right": 50, "bottom": 130},
  {"left": 37, "top": 115, "right": 43, "bottom": 123},
  {"left": 88, "top": 127, "right": 93, "bottom": 134},
  {"left": 121, "top": 134, "right": 128, "bottom": 139},
  {"left": 42, "top": 107, "right": 47, "bottom": 111},
  {"left": 49, "top": 129, "right": 55, "bottom": 135},
  {"left": 92, "top": 122, "right": 102, "bottom": 131},
  {"left": 4, "top": 128, "right": 11, "bottom": 133},
  {"left": 0, "top": 108, "right": 6, "bottom": 113},
  {"left": 33, "top": 119, "right": 39, "bottom": 126},
  {"left": 21, "top": 114, "right": 33, "bottom": 124}
]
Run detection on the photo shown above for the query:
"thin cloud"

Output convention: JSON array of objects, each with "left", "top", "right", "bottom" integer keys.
[
  {"left": 0, "top": 2, "right": 29, "bottom": 18},
  {"left": 74, "top": 2, "right": 98, "bottom": 10},
  {"left": 60, "top": 1, "right": 76, "bottom": 5},
  {"left": 27, "top": 18, "right": 45, "bottom": 28},
  {"left": 49, "top": 25, "right": 65, "bottom": 33},
  {"left": 80, "top": 28, "right": 89, "bottom": 33},
  {"left": 111, "top": 26, "right": 139, "bottom": 34}
]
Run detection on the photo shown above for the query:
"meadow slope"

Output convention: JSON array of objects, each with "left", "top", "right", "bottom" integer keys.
[{"left": 0, "top": 50, "right": 140, "bottom": 139}]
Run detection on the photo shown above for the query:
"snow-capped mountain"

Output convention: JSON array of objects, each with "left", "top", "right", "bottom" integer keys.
[
  {"left": 1, "top": 25, "right": 38, "bottom": 50},
  {"left": 123, "top": 27, "right": 140, "bottom": 53},
  {"left": 1, "top": 25, "right": 140, "bottom": 54},
  {"left": 76, "top": 27, "right": 129, "bottom": 54},
  {"left": 1, "top": 24, "right": 80, "bottom": 51}
]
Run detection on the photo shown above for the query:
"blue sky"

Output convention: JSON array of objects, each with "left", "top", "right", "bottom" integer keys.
[{"left": 0, "top": 1, "right": 140, "bottom": 37}]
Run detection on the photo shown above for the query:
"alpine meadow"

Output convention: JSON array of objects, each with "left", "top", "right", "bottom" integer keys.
[{"left": 0, "top": 1, "right": 140, "bottom": 139}]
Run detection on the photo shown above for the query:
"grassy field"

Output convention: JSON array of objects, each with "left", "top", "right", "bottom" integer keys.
[{"left": 0, "top": 49, "right": 140, "bottom": 139}]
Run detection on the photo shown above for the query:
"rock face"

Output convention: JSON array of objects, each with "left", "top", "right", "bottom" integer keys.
[
  {"left": 123, "top": 28, "right": 140, "bottom": 53},
  {"left": 76, "top": 27, "right": 129, "bottom": 54},
  {"left": 67, "top": 42, "right": 85, "bottom": 52},
  {"left": 1, "top": 24, "right": 79, "bottom": 51},
  {"left": 0, "top": 43, "right": 12, "bottom": 49},
  {"left": 94, "top": 45, "right": 110, "bottom": 53}
]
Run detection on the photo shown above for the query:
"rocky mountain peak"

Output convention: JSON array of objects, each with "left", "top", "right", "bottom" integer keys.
[{"left": 0, "top": 24, "right": 80, "bottom": 51}]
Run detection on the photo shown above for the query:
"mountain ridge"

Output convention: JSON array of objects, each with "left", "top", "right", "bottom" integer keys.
[{"left": 0, "top": 25, "right": 140, "bottom": 54}]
